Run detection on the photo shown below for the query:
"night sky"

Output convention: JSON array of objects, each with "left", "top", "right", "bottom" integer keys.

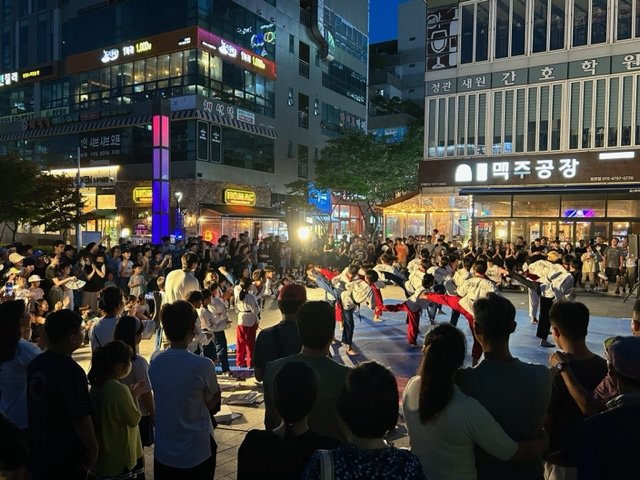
[{"left": 369, "top": 0, "right": 404, "bottom": 43}]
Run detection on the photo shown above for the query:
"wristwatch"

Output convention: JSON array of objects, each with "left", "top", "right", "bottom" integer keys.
[{"left": 555, "top": 362, "right": 569, "bottom": 372}]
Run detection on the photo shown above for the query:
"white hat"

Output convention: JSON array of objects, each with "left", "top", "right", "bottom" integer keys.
[
  {"left": 9, "top": 252, "right": 25, "bottom": 264},
  {"left": 28, "top": 275, "right": 43, "bottom": 283}
]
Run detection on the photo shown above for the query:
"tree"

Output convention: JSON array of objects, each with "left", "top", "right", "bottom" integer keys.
[
  {"left": 0, "top": 152, "right": 43, "bottom": 242},
  {"left": 313, "top": 126, "right": 423, "bottom": 236},
  {"left": 282, "top": 179, "right": 330, "bottom": 239},
  {"left": 30, "top": 174, "right": 85, "bottom": 242}
]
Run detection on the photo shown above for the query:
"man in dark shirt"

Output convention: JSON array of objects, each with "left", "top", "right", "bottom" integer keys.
[
  {"left": 27, "top": 309, "right": 98, "bottom": 480},
  {"left": 253, "top": 284, "right": 306, "bottom": 381},
  {"left": 545, "top": 301, "right": 608, "bottom": 479},
  {"left": 578, "top": 336, "right": 640, "bottom": 480}
]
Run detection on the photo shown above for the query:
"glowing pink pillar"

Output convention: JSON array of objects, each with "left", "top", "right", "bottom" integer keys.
[{"left": 152, "top": 100, "right": 171, "bottom": 243}]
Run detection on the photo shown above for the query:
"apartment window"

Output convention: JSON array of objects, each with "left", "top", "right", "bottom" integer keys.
[
  {"left": 460, "top": 1, "right": 489, "bottom": 64},
  {"left": 495, "top": 0, "right": 527, "bottom": 58},
  {"left": 409, "top": 36, "right": 416, "bottom": 41},
  {"left": 298, "top": 41, "right": 310, "bottom": 78},
  {"left": 298, "top": 93, "right": 309, "bottom": 128},
  {"left": 297, "top": 144, "right": 309, "bottom": 178},
  {"left": 289, "top": 34, "right": 295, "bottom": 53},
  {"left": 617, "top": 0, "right": 640, "bottom": 40}
]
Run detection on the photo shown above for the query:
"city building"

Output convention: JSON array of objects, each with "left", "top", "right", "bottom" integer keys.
[
  {"left": 386, "top": 0, "right": 640, "bottom": 245},
  {"left": 0, "top": 0, "right": 368, "bottom": 243}
]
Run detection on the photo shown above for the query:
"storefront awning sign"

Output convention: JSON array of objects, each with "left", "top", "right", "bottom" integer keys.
[
  {"left": 224, "top": 189, "right": 256, "bottom": 206},
  {"left": 133, "top": 187, "right": 152, "bottom": 204}
]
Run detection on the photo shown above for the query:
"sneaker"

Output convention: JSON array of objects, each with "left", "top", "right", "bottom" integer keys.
[
  {"left": 530, "top": 317, "right": 538, "bottom": 324},
  {"left": 540, "top": 339, "right": 555, "bottom": 348}
]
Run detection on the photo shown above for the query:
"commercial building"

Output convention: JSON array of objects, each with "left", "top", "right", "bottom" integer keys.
[
  {"left": 0, "top": 0, "right": 368, "bottom": 243},
  {"left": 386, "top": 0, "right": 640, "bottom": 244}
]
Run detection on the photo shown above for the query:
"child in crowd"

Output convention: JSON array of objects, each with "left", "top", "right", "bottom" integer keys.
[
  {"left": 128, "top": 264, "right": 146, "bottom": 298},
  {"left": 28, "top": 275, "right": 45, "bottom": 303},
  {"left": 88, "top": 340, "right": 145, "bottom": 480},
  {"left": 13, "top": 274, "right": 31, "bottom": 304},
  {"left": 118, "top": 249, "right": 133, "bottom": 295},
  {"left": 127, "top": 295, "right": 150, "bottom": 321},
  {"left": 199, "top": 287, "right": 234, "bottom": 377},
  {"left": 235, "top": 277, "right": 260, "bottom": 368}
]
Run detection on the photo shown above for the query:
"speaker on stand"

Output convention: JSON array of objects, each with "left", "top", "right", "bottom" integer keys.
[{"left": 623, "top": 234, "right": 640, "bottom": 303}]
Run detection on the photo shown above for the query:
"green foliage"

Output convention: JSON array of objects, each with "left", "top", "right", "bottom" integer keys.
[
  {"left": 0, "top": 152, "right": 43, "bottom": 238},
  {"left": 30, "top": 174, "right": 85, "bottom": 233}
]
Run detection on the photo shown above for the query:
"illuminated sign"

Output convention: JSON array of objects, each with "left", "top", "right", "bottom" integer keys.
[
  {"left": 133, "top": 187, "right": 153, "bottom": 204},
  {"left": 0, "top": 72, "right": 18, "bottom": 87},
  {"left": 198, "top": 28, "right": 277, "bottom": 79},
  {"left": 0, "top": 64, "right": 56, "bottom": 88},
  {"left": 49, "top": 166, "right": 119, "bottom": 187},
  {"left": 101, "top": 41, "right": 152, "bottom": 63},
  {"left": 224, "top": 189, "right": 256, "bottom": 206}
]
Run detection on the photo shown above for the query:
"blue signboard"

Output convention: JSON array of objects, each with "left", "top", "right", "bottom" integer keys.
[
  {"left": 371, "top": 126, "right": 408, "bottom": 144},
  {"left": 309, "top": 182, "right": 332, "bottom": 214}
]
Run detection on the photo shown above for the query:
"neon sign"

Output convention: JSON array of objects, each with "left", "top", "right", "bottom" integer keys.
[{"left": 101, "top": 41, "right": 152, "bottom": 63}]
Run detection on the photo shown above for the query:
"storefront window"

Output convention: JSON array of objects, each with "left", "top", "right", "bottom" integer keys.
[
  {"left": 612, "top": 222, "right": 630, "bottom": 238},
  {"left": 558, "top": 222, "right": 574, "bottom": 242},
  {"left": 575, "top": 222, "right": 591, "bottom": 242},
  {"left": 512, "top": 195, "right": 559, "bottom": 217},
  {"left": 474, "top": 196, "right": 512, "bottom": 217},
  {"left": 495, "top": 221, "right": 508, "bottom": 241},
  {"left": 406, "top": 214, "right": 426, "bottom": 236},
  {"left": 607, "top": 194, "right": 640, "bottom": 217},
  {"left": 561, "top": 194, "right": 605, "bottom": 218}
]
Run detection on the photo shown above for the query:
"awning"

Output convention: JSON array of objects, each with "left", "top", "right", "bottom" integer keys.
[
  {"left": 173, "top": 109, "right": 277, "bottom": 138},
  {"left": 0, "top": 109, "right": 277, "bottom": 142},
  {"left": 458, "top": 184, "right": 640, "bottom": 196},
  {"left": 200, "top": 204, "right": 285, "bottom": 219}
]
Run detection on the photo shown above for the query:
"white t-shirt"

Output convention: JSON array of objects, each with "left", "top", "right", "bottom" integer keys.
[
  {"left": 149, "top": 348, "right": 219, "bottom": 468},
  {"left": 403, "top": 378, "right": 517, "bottom": 480},
  {"left": 163, "top": 269, "right": 200, "bottom": 305},
  {"left": 0, "top": 339, "right": 42, "bottom": 429},
  {"left": 90, "top": 315, "right": 155, "bottom": 350}
]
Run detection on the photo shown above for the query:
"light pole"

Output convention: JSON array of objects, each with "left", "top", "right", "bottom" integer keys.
[{"left": 174, "top": 191, "right": 183, "bottom": 239}]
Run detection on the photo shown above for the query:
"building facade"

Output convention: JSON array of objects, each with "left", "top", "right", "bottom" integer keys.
[
  {"left": 411, "top": 0, "right": 640, "bottom": 244},
  {"left": 0, "top": 0, "right": 368, "bottom": 242}
]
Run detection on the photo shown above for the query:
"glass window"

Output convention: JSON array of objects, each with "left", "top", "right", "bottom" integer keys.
[
  {"left": 457, "top": 97, "right": 466, "bottom": 156},
  {"left": 512, "top": 0, "right": 526, "bottom": 55},
  {"left": 539, "top": 86, "right": 549, "bottom": 150},
  {"left": 619, "top": 0, "right": 633, "bottom": 39},
  {"left": 495, "top": 0, "right": 509, "bottom": 58},
  {"left": 527, "top": 88, "right": 537, "bottom": 151},
  {"left": 608, "top": 193, "right": 640, "bottom": 217},
  {"left": 478, "top": 93, "right": 486, "bottom": 154},
  {"left": 636, "top": 0, "right": 640, "bottom": 38},
  {"left": 474, "top": 196, "right": 512, "bottom": 217},
  {"left": 592, "top": 0, "right": 607, "bottom": 44},
  {"left": 533, "top": 0, "right": 548, "bottom": 53},
  {"left": 594, "top": 78, "right": 606, "bottom": 147},
  {"left": 437, "top": 98, "right": 446, "bottom": 156},
  {"left": 551, "top": 84, "right": 562, "bottom": 150},
  {"left": 427, "top": 99, "right": 436, "bottom": 156},
  {"left": 636, "top": 75, "right": 640, "bottom": 145},
  {"left": 622, "top": 76, "right": 633, "bottom": 145},
  {"left": 582, "top": 80, "right": 593, "bottom": 148},
  {"left": 504, "top": 90, "right": 514, "bottom": 151},
  {"left": 447, "top": 97, "right": 456, "bottom": 156},
  {"left": 493, "top": 91, "right": 503, "bottom": 152},
  {"left": 467, "top": 95, "right": 476, "bottom": 154},
  {"left": 550, "top": 0, "right": 565, "bottom": 50},
  {"left": 573, "top": 0, "right": 588, "bottom": 46},
  {"left": 569, "top": 83, "right": 580, "bottom": 149},
  {"left": 561, "top": 194, "right": 606, "bottom": 217},
  {"left": 461, "top": 4, "right": 474, "bottom": 64},
  {"left": 513, "top": 195, "right": 559, "bottom": 217},
  {"left": 475, "top": 2, "right": 489, "bottom": 62},
  {"left": 515, "top": 88, "right": 525, "bottom": 152},
  {"left": 608, "top": 78, "right": 619, "bottom": 147}
]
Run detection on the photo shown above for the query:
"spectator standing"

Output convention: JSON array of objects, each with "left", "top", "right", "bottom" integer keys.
[
  {"left": 88, "top": 340, "right": 145, "bottom": 480},
  {"left": 237, "top": 362, "right": 340, "bottom": 479},
  {"left": 302, "top": 361, "right": 426, "bottom": 480},
  {"left": 456, "top": 294, "right": 551, "bottom": 480},
  {"left": 118, "top": 249, "right": 133, "bottom": 296},
  {"left": 201, "top": 285, "right": 233, "bottom": 376},
  {"left": 82, "top": 253, "right": 106, "bottom": 313},
  {"left": 263, "top": 301, "right": 350, "bottom": 441},
  {"left": 253, "top": 284, "right": 306, "bottom": 381},
  {"left": 163, "top": 252, "right": 200, "bottom": 304},
  {"left": 0, "top": 300, "right": 41, "bottom": 430},
  {"left": 128, "top": 263, "right": 146, "bottom": 298},
  {"left": 603, "top": 238, "right": 624, "bottom": 294},
  {"left": 577, "top": 336, "right": 640, "bottom": 480},
  {"left": 27, "top": 310, "right": 99, "bottom": 480},
  {"left": 543, "top": 301, "right": 607, "bottom": 480},
  {"left": 234, "top": 277, "right": 260, "bottom": 368},
  {"left": 149, "top": 301, "right": 220, "bottom": 480}
]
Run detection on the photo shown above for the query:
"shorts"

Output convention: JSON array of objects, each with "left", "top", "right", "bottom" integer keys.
[{"left": 605, "top": 267, "right": 619, "bottom": 282}]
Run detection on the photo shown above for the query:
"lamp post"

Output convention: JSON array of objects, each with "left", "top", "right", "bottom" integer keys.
[{"left": 174, "top": 191, "right": 183, "bottom": 239}]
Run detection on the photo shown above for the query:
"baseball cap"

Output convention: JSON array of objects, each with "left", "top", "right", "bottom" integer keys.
[
  {"left": 9, "top": 252, "right": 25, "bottom": 264},
  {"left": 605, "top": 336, "right": 640, "bottom": 381},
  {"left": 28, "top": 275, "right": 43, "bottom": 283},
  {"left": 278, "top": 284, "right": 307, "bottom": 302}
]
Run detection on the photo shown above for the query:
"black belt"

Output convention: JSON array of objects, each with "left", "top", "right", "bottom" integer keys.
[{"left": 239, "top": 310, "right": 252, "bottom": 313}]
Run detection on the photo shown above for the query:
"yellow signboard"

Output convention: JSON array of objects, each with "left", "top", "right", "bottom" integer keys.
[
  {"left": 133, "top": 187, "right": 152, "bottom": 204},
  {"left": 224, "top": 189, "right": 256, "bottom": 206}
]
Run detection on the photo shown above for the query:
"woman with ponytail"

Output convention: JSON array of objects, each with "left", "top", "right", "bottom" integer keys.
[
  {"left": 402, "top": 323, "right": 548, "bottom": 479},
  {"left": 234, "top": 276, "right": 260, "bottom": 368},
  {"left": 237, "top": 362, "right": 339, "bottom": 479},
  {"left": 89, "top": 340, "right": 146, "bottom": 479}
]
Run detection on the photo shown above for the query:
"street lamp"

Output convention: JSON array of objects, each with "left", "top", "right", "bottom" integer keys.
[{"left": 174, "top": 191, "right": 184, "bottom": 239}]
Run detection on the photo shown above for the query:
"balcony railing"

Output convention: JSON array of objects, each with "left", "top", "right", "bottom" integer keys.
[{"left": 298, "top": 59, "right": 310, "bottom": 78}]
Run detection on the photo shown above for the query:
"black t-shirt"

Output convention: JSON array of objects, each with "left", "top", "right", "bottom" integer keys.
[
  {"left": 0, "top": 413, "right": 29, "bottom": 470},
  {"left": 82, "top": 263, "right": 106, "bottom": 293},
  {"left": 545, "top": 354, "right": 608, "bottom": 466},
  {"left": 237, "top": 429, "right": 341, "bottom": 480},
  {"left": 27, "top": 351, "right": 93, "bottom": 472}
]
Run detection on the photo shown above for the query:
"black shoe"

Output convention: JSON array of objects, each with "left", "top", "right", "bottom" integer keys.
[{"left": 540, "top": 339, "right": 555, "bottom": 348}]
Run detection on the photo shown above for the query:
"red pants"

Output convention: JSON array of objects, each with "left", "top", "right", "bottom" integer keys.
[
  {"left": 426, "top": 294, "right": 483, "bottom": 361},
  {"left": 371, "top": 284, "right": 385, "bottom": 318},
  {"left": 386, "top": 303, "right": 420, "bottom": 344},
  {"left": 236, "top": 324, "right": 257, "bottom": 368}
]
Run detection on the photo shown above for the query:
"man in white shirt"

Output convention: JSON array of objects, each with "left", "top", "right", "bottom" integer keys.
[
  {"left": 163, "top": 252, "right": 200, "bottom": 304},
  {"left": 149, "top": 300, "right": 220, "bottom": 479}
]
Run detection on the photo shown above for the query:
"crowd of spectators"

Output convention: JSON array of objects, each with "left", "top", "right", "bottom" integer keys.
[{"left": 0, "top": 229, "right": 638, "bottom": 480}]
